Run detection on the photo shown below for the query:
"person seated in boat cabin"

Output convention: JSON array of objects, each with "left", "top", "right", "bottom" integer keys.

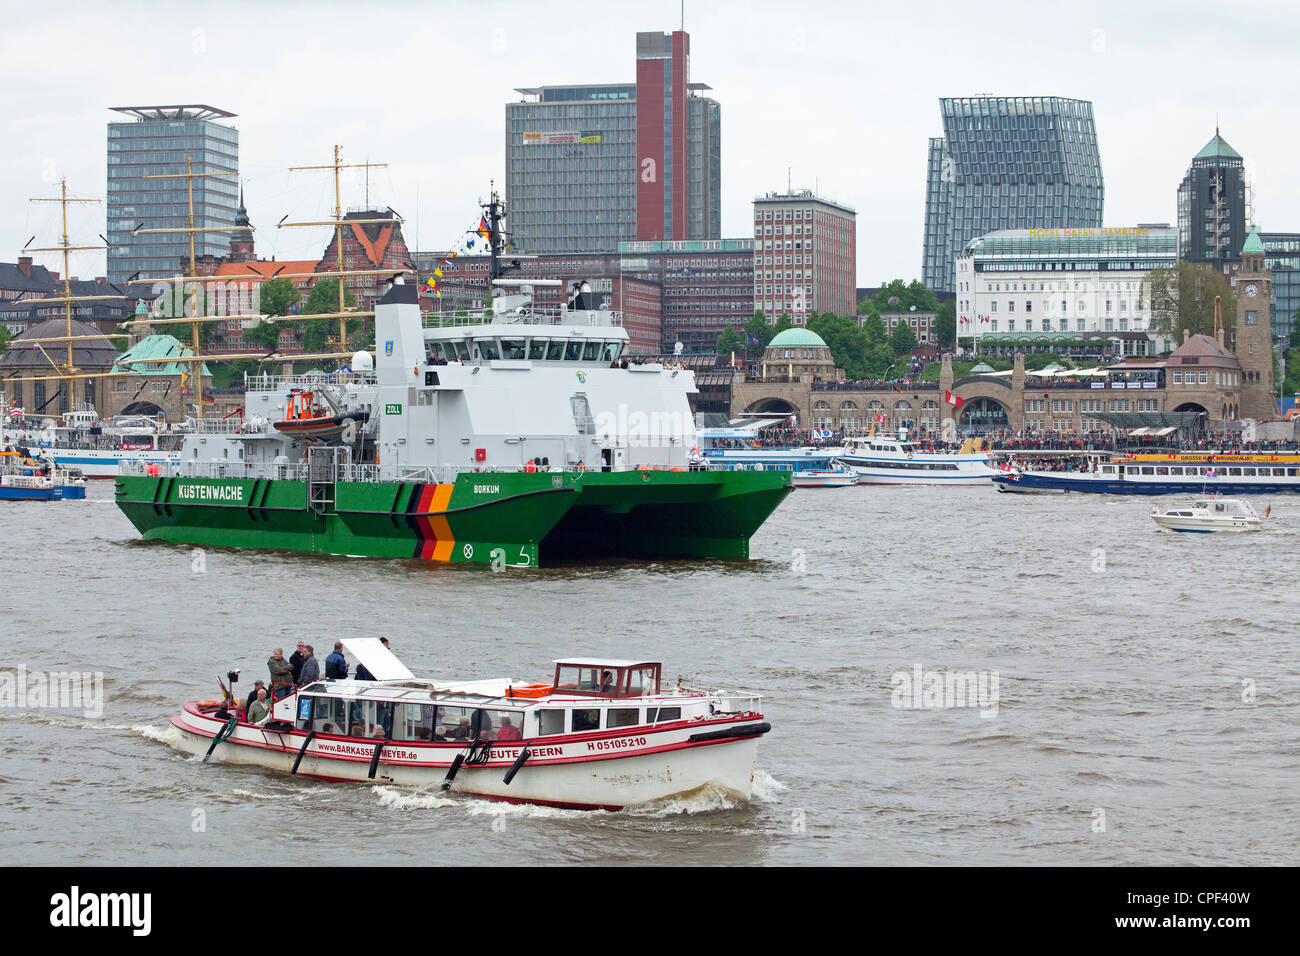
[
  {"left": 600, "top": 671, "right": 615, "bottom": 694},
  {"left": 247, "top": 688, "right": 271, "bottom": 725},
  {"left": 449, "top": 717, "right": 472, "bottom": 740},
  {"left": 496, "top": 717, "right": 522, "bottom": 741},
  {"left": 349, "top": 723, "right": 363, "bottom": 736},
  {"left": 325, "top": 642, "right": 348, "bottom": 680}
]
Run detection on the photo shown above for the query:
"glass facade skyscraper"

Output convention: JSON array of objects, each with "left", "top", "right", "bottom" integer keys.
[
  {"left": 922, "top": 96, "right": 1104, "bottom": 294},
  {"left": 504, "top": 30, "right": 720, "bottom": 256},
  {"left": 1261, "top": 232, "right": 1300, "bottom": 343},
  {"left": 1176, "top": 132, "right": 1246, "bottom": 268},
  {"left": 106, "top": 105, "right": 240, "bottom": 285}
]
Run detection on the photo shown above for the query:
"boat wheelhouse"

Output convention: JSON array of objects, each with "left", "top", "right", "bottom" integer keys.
[{"left": 165, "top": 640, "right": 770, "bottom": 810}]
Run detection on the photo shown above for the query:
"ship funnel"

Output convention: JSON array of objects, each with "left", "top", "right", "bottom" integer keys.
[{"left": 373, "top": 282, "right": 423, "bottom": 386}]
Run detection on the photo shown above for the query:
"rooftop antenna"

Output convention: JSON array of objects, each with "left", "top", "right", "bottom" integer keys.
[
  {"left": 787, "top": 166, "right": 791, "bottom": 193},
  {"left": 681, "top": 0, "right": 685, "bottom": 30}
]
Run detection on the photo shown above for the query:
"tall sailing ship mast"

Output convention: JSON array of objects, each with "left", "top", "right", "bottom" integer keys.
[
  {"left": 6, "top": 179, "right": 124, "bottom": 415},
  {"left": 123, "top": 146, "right": 411, "bottom": 413},
  {"left": 277, "top": 144, "right": 411, "bottom": 354}
]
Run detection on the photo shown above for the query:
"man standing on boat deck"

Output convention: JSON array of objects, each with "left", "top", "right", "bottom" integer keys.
[
  {"left": 325, "top": 642, "right": 348, "bottom": 680},
  {"left": 268, "top": 648, "right": 293, "bottom": 697},
  {"left": 289, "top": 642, "right": 307, "bottom": 684},
  {"left": 247, "top": 688, "right": 271, "bottom": 725},
  {"left": 297, "top": 645, "right": 320, "bottom": 686}
]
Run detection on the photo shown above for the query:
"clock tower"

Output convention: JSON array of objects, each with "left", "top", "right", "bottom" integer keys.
[{"left": 1234, "top": 227, "right": 1275, "bottom": 420}]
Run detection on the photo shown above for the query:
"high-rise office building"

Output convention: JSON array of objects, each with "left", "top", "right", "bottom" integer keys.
[
  {"left": 1260, "top": 232, "right": 1299, "bottom": 343},
  {"left": 1176, "top": 131, "right": 1247, "bottom": 269},
  {"left": 106, "top": 105, "right": 241, "bottom": 285},
  {"left": 505, "top": 30, "right": 720, "bottom": 255},
  {"left": 753, "top": 189, "right": 856, "bottom": 322},
  {"left": 922, "top": 96, "right": 1104, "bottom": 294}
]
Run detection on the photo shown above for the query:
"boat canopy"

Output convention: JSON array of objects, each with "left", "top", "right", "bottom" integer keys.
[{"left": 342, "top": 637, "right": 415, "bottom": 681}]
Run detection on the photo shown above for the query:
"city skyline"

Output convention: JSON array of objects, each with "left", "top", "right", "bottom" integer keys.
[{"left": 2, "top": 0, "right": 1298, "bottom": 291}]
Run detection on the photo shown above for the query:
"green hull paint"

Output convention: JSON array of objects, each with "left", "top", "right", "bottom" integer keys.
[{"left": 114, "top": 470, "right": 792, "bottom": 566}]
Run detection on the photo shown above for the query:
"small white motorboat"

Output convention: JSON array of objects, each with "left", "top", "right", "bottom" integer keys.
[
  {"left": 1151, "top": 497, "right": 1267, "bottom": 533},
  {"left": 165, "top": 639, "right": 770, "bottom": 810},
  {"left": 792, "top": 460, "right": 858, "bottom": 488}
]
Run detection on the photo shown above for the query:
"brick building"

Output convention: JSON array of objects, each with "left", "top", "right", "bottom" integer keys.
[{"left": 752, "top": 189, "right": 856, "bottom": 324}]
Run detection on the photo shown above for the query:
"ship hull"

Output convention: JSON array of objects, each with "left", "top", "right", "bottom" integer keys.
[
  {"left": 168, "top": 711, "right": 763, "bottom": 810},
  {"left": 114, "top": 469, "right": 792, "bottom": 566}
]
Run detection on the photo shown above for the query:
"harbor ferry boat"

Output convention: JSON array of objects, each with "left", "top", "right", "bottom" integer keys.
[
  {"left": 0, "top": 448, "right": 86, "bottom": 501},
  {"left": 167, "top": 639, "right": 771, "bottom": 810},
  {"left": 114, "top": 196, "right": 790, "bottom": 566},
  {"left": 992, "top": 452, "right": 1300, "bottom": 495},
  {"left": 3, "top": 407, "right": 185, "bottom": 478},
  {"left": 837, "top": 434, "right": 999, "bottom": 486},
  {"left": 790, "top": 460, "right": 859, "bottom": 488},
  {"left": 1151, "top": 497, "right": 1266, "bottom": 533}
]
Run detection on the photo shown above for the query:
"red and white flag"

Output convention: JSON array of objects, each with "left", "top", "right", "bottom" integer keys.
[{"left": 944, "top": 390, "right": 964, "bottom": 408}]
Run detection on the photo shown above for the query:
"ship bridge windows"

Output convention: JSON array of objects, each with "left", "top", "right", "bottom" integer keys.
[
  {"left": 564, "top": 341, "right": 583, "bottom": 361},
  {"left": 501, "top": 339, "right": 527, "bottom": 360},
  {"left": 476, "top": 339, "right": 500, "bottom": 361},
  {"left": 529, "top": 339, "right": 548, "bottom": 360}
]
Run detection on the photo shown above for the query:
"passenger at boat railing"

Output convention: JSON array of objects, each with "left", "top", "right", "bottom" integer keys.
[
  {"left": 247, "top": 688, "right": 271, "bottom": 725},
  {"left": 355, "top": 660, "right": 376, "bottom": 681},
  {"left": 297, "top": 646, "right": 320, "bottom": 686},
  {"left": 243, "top": 680, "right": 267, "bottom": 711},
  {"left": 325, "top": 642, "right": 349, "bottom": 680},
  {"left": 289, "top": 642, "right": 307, "bottom": 684},
  {"left": 268, "top": 648, "right": 294, "bottom": 696}
]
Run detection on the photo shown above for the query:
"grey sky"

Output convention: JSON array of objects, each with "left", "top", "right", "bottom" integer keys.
[{"left": 3, "top": 0, "right": 1297, "bottom": 287}]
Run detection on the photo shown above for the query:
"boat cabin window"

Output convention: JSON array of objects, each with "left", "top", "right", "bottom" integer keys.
[
  {"left": 297, "top": 695, "right": 347, "bottom": 733},
  {"left": 647, "top": 706, "right": 681, "bottom": 723},
  {"left": 478, "top": 339, "right": 500, "bottom": 361},
  {"left": 424, "top": 704, "right": 523, "bottom": 742},
  {"left": 608, "top": 708, "right": 640, "bottom": 728},
  {"left": 501, "top": 339, "right": 526, "bottom": 360},
  {"left": 572, "top": 708, "right": 601, "bottom": 732},
  {"left": 453, "top": 341, "right": 471, "bottom": 361},
  {"left": 528, "top": 339, "right": 547, "bottom": 360},
  {"left": 603, "top": 342, "right": 621, "bottom": 362},
  {"left": 623, "top": 665, "right": 661, "bottom": 695},
  {"left": 1241, "top": 468, "right": 1256, "bottom": 476},
  {"left": 555, "top": 664, "right": 608, "bottom": 693},
  {"left": 564, "top": 341, "right": 583, "bottom": 361},
  {"left": 537, "top": 709, "right": 566, "bottom": 736},
  {"left": 546, "top": 341, "right": 566, "bottom": 361},
  {"left": 582, "top": 341, "right": 601, "bottom": 361}
]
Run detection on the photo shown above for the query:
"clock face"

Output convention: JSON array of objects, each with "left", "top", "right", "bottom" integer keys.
[{"left": 1245, "top": 283, "right": 1258, "bottom": 298}]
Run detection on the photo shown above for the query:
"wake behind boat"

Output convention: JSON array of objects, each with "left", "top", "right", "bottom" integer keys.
[{"left": 166, "top": 639, "right": 771, "bottom": 810}]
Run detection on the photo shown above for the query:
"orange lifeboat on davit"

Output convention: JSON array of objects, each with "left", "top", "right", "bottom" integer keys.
[{"left": 272, "top": 388, "right": 368, "bottom": 440}]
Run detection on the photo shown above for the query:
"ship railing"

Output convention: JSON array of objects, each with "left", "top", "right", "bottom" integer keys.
[
  {"left": 118, "top": 459, "right": 556, "bottom": 483},
  {"left": 422, "top": 307, "right": 623, "bottom": 329},
  {"left": 242, "top": 371, "right": 377, "bottom": 392}
]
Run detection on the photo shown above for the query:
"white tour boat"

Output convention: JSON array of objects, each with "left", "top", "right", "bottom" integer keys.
[
  {"left": 791, "top": 460, "right": 859, "bottom": 488},
  {"left": 1151, "top": 497, "right": 1266, "bottom": 533},
  {"left": 165, "top": 639, "right": 771, "bottom": 810},
  {"left": 838, "top": 434, "right": 999, "bottom": 486}
]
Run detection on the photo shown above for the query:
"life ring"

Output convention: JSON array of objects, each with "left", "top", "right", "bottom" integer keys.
[
  {"left": 195, "top": 699, "right": 226, "bottom": 709},
  {"left": 575, "top": 461, "right": 586, "bottom": 474}
]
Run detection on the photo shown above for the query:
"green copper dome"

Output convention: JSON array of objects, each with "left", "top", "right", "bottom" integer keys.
[
  {"left": 1242, "top": 228, "right": 1264, "bottom": 255},
  {"left": 969, "top": 362, "right": 995, "bottom": 373},
  {"left": 768, "top": 328, "right": 828, "bottom": 349}
]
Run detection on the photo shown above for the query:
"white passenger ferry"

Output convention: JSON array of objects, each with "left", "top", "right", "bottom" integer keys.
[
  {"left": 3, "top": 407, "right": 184, "bottom": 478},
  {"left": 838, "top": 434, "right": 999, "bottom": 486},
  {"left": 166, "top": 639, "right": 770, "bottom": 810}
]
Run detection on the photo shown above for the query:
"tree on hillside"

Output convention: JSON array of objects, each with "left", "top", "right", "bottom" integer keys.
[
  {"left": 1144, "top": 263, "right": 1237, "bottom": 342},
  {"left": 807, "top": 313, "right": 870, "bottom": 379},
  {"left": 859, "top": 312, "right": 887, "bottom": 346},
  {"left": 715, "top": 327, "right": 741, "bottom": 356},
  {"left": 889, "top": 320, "right": 918, "bottom": 356},
  {"left": 744, "top": 310, "right": 774, "bottom": 349},
  {"left": 934, "top": 300, "right": 956, "bottom": 349},
  {"left": 244, "top": 276, "right": 300, "bottom": 350},
  {"left": 862, "top": 279, "right": 940, "bottom": 316},
  {"left": 299, "top": 279, "right": 359, "bottom": 354}
]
